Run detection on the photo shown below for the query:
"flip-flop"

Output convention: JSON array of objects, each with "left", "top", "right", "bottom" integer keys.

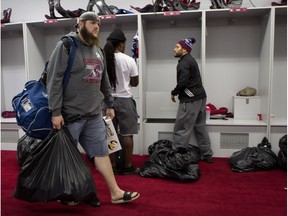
[{"left": 111, "top": 191, "right": 140, "bottom": 204}]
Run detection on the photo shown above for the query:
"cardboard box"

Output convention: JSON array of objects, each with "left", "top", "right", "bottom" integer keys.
[
  {"left": 104, "top": 118, "right": 122, "bottom": 154},
  {"left": 233, "top": 96, "right": 261, "bottom": 119}
]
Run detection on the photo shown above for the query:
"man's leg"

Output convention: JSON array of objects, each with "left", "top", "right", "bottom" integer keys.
[
  {"left": 68, "top": 117, "right": 140, "bottom": 204},
  {"left": 194, "top": 99, "right": 213, "bottom": 162},
  {"left": 172, "top": 102, "right": 198, "bottom": 149},
  {"left": 122, "top": 135, "right": 134, "bottom": 168},
  {"left": 94, "top": 156, "right": 139, "bottom": 202},
  {"left": 115, "top": 98, "right": 139, "bottom": 174}
]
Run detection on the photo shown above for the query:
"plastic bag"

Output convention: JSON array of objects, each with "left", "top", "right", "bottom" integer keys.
[
  {"left": 140, "top": 140, "right": 201, "bottom": 182},
  {"left": 13, "top": 127, "right": 99, "bottom": 203},
  {"left": 278, "top": 134, "right": 287, "bottom": 171},
  {"left": 229, "top": 145, "right": 278, "bottom": 172},
  {"left": 257, "top": 137, "right": 271, "bottom": 149},
  {"left": 16, "top": 134, "right": 42, "bottom": 166}
]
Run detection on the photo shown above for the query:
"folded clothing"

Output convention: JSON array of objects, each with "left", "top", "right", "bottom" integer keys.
[{"left": 206, "top": 103, "right": 228, "bottom": 115}]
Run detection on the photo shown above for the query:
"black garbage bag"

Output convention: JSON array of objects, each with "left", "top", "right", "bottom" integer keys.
[
  {"left": 257, "top": 137, "right": 271, "bottom": 148},
  {"left": 140, "top": 140, "right": 201, "bottom": 182},
  {"left": 13, "top": 127, "right": 99, "bottom": 203},
  {"left": 17, "top": 134, "right": 42, "bottom": 166},
  {"left": 167, "top": 164, "right": 200, "bottom": 182},
  {"left": 140, "top": 160, "right": 170, "bottom": 179},
  {"left": 148, "top": 139, "right": 171, "bottom": 155},
  {"left": 147, "top": 139, "right": 200, "bottom": 166},
  {"left": 147, "top": 139, "right": 173, "bottom": 165},
  {"left": 229, "top": 141, "right": 278, "bottom": 172},
  {"left": 140, "top": 160, "right": 200, "bottom": 182},
  {"left": 278, "top": 134, "right": 287, "bottom": 171},
  {"left": 164, "top": 145, "right": 200, "bottom": 170}
]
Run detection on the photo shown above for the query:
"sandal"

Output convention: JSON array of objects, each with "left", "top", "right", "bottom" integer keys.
[
  {"left": 1, "top": 8, "right": 12, "bottom": 24},
  {"left": 67, "top": 8, "right": 86, "bottom": 18},
  {"left": 45, "top": 0, "right": 62, "bottom": 19},
  {"left": 54, "top": 0, "right": 71, "bottom": 18},
  {"left": 111, "top": 191, "right": 140, "bottom": 204},
  {"left": 87, "top": 0, "right": 114, "bottom": 15},
  {"left": 95, "top": 0, "right": 114, "bottom": 15}
]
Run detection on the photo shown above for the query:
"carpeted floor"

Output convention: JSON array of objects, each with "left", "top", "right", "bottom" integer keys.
[{"left": 1, "top": 150, "right": 287, "bottom": 216}]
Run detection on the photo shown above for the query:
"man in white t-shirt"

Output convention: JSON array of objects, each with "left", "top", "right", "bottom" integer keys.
[{"left": 104, "top": 29, "right": 140, "bottom": 175}]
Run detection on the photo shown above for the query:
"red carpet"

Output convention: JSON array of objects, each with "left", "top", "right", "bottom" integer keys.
[{"left": 1, "top": 150, "right": 287, "bottom": 216}]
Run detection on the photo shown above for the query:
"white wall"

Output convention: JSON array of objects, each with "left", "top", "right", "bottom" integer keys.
[{"left": 1, "top": 0, "right": 280, "bottom": 23}]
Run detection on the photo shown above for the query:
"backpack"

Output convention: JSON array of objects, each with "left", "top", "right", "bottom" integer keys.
[{"left": 12, "top": 36, "right": 78, "bottom": 140}]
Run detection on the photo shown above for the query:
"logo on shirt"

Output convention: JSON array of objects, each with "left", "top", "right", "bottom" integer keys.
[{"left": 83, "top": 58, "right": 103, "bottom": 83}]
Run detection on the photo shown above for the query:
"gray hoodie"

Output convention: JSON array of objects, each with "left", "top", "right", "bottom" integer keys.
[{"left": 47, "top": 32, "right": 114, "bottom": 117}]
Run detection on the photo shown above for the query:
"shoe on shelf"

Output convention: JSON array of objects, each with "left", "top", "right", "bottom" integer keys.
[
  {"left": 1, "top": 8, "right": 12, "bottom": 24},
  {"left": 57, "top": 200, "right": 80, "bottom": 206},
  {"left": 123, "top": 165, "right": 140, "bottom": 175},
  {"left": 203, "top": 157, "right": 213, "bottom": 163}
]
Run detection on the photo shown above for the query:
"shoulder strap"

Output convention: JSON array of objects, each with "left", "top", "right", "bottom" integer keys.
[
  {"left": 97, "top": 45, "right": 107, "bottom": 71},
  {"left": 61, "top": 36, "right": 78, "bottom": 93}
]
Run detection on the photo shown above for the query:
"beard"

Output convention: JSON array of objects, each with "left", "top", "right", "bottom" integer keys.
[
  {"left": 174, "top": 52, "right": 182, "bottom": 58},
  {"left": 80, "top": 26, "right": 99, "bottom": 46}
]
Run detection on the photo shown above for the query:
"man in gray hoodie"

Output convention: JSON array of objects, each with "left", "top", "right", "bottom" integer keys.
[{"left": 47, "top": 12, "right": 140, "bottom": 206}]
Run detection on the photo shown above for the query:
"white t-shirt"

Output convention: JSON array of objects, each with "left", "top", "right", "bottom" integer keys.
[{"left": 113, "top": 52, "right": 138, "bottom": 98}]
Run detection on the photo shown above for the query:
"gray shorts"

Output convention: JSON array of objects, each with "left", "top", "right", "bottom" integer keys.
[
  {"left": 67, "top": 113, "right": 109, "bottom": 159},
  {"left": 113, "top": 97, "right": 138, "bottom": 136}
]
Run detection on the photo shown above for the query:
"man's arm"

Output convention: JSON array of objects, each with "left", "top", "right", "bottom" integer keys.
[{"left": 130, "top": 75, "right": 139, "bottom": 87}]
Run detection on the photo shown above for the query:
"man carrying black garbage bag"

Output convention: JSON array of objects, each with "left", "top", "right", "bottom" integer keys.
[
  {"left": 171, "top": 37, "right": 213, "bottom": 163},
  {"left": 46, "top": 12, "right": 140, "bottom": 207}
]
